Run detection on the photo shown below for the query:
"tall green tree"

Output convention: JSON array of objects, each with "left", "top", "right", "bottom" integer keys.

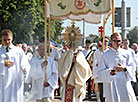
[
  {"left": 127, "top": 26, "right": 138, "bottom": 45},
  {"left": 0, "top": 0, "right": 63, "bottom": 44}
]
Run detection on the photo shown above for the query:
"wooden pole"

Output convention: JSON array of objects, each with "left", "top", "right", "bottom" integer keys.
[
  {"left": 48, "top": 17, "right": 50, "bottom": 56},
  {"left": 44, "top": 0, "right": 47, "bottom": 83},
  {"left": 112, "top": 0, "right": 115, "bottom": 33}
]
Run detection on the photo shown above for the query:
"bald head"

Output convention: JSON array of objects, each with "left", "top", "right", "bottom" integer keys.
[
  {"left": 131, "top": 43, "right": 138, "bottom": 53},
  {"left": 38, "top": 44, "right": 45, "bottom": 58},
  {"left": 22, "top": 43, "right": 28, "bottom": 53}
]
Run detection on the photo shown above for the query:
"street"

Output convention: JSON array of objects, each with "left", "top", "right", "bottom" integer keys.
[
  {"left": 25, "top": 95, "right": 98, "bottom": 102},
  {"left": 25, "top": 96, "right": 138, "bottom": 102}
]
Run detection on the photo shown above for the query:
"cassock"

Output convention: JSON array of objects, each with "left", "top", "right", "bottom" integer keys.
[
  {"left": 26, "top": 53, "right": 58, "bottom": 101},
  {"left": 58, "top": 49, "right": 92, "bottom": 102},
  {"left": 98, "top": 48, "right": 137, "bottom": 102},
  {"left": 0, "top": 44, "right": 30, "bottom": 102}
]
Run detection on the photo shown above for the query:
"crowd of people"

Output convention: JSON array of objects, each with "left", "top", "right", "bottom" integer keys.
[{"left": 0, "top": 29, "right": 138, "bottom": 102}]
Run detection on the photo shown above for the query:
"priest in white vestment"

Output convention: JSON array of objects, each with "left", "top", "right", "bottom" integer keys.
[
  {"left": 58, "top": 22, "right": 92, "bottom": 102},
  {"left": 26, "top": 44, "right": 58, "bottom": 102},
  {"left": 98, "top": 33, "right": 137, "bottom": 102},
  {"left": 0, "top": 29, "right": 30, "bottom": 102}
]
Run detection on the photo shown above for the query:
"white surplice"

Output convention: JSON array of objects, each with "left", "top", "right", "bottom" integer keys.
[
  {"left": 98, "top": 48, "right": 137, "bottom": 102},
  {"left": 26, "top": 53, "right": 58, "bottom": 101},
  {"left": 127, "top": 48, "right": 138, "bottom": 82},
  {"left": 82, "top": 49, "right": 92, "bottom": 59},
  {"left": 58, "top": 49, "right": 92, "bottom": 102},
  {"left": 0, "top": 44, "right": 30, "bottom": 102},
  {"left": 93, "top": 48, "right": 105, "bottom": 83}
]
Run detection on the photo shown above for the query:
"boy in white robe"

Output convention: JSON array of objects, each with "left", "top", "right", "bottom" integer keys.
[
  {"left": 26, "top": 44, "right": 58, "bottom": 102},
  {"left": 98, "top": 33, "right": 137, "bottom": 102},
  {"left": 0, "top": 29, "right": 30, "bottom": 102}
]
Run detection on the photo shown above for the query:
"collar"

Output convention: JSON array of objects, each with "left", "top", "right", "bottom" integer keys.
[
  {"left": 111, "top": 47, "right": 121, "bottom": 52},
  {"left": 2, "top": 44, "right": 14, "bottom": 49},
  {"left": 35, "top": 51, "right": 45, "bottom": 60}
]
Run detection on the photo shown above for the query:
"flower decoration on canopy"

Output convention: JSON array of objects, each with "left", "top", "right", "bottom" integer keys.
[{"left": 62, "top": 22, "right": 82, "bottom": 48}]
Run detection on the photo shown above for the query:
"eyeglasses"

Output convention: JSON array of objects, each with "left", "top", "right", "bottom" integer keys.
[
  {"left": 105, "top": 40, "right": 109, "bottom": 42},
  {"left": 112, "top": 40, "right": 122, "bottom": 43}
]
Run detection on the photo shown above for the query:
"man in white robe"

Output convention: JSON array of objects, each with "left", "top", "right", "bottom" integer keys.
[
  {"left": 22, "top": 43, "right": 32, "bottom": 95},
  {"left": 26, "top": 44, "right": 58, "bottom": 102},
  {"left": 123, "top": 38, "right": 138, "bottom": 82},
  {"left": 82, "top": 39, "right": 93, "bottom": 99},
  {"left": 58, "top": 47, "right": 92, "bottom": 102},
  {"left": 93, "top": 37, "right": 109, "bottom": 102},
  {"left": 0, "top": 29, "right": 30, "bottom": 102},
  {"left": 58, "top": 22, "right": 92, "bottom": 102},
  {"left": 98, "top": 33, "right": 137, "bottom": 102}
]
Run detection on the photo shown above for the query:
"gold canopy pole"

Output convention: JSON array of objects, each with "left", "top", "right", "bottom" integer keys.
[
  {"left": 112, "top": 0, "right": 115, "bottom": 33},
  {"left": 44, "top": 0, "right": 47, "bottom": 83},
  {"left": 102, "top": 8, "right": 113, "bottom": 53},
  {"left": 48, "top": 17, "right": 50, "bottom": 56}
]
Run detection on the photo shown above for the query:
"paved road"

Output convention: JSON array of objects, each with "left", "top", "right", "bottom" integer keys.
[
  {"left": 25, "top": 99, "right": 96, "bottom": 102},
  {"left": 25, "top": 96, "right": 138, "bottom": 102},
  {"left": 25, "top": 96, "right": 97, "bottom": 102}
]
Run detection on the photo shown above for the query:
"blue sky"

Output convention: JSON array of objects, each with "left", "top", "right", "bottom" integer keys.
[{"left": 63, "top": 0, "right": 138, "bottom": 37}]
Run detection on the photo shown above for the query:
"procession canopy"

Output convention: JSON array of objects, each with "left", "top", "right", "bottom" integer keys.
[
  {"left": 48, "top": 0, "right": 111, "bottom": 24},
  {"left": 62, "top": 22, "right": 82, "bottom": 48},
  {"left": 84, "top": 0, "right": 111, "bottom": 13},
  {"left": 52, "top": 12, "right": 102, "bottom": 24},
  {"left": 48, "top": 0, "right": 111, "bottom": 17}
]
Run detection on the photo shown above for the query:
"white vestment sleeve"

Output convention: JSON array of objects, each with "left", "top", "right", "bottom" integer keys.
[
  {"left": 124, "top": 53, "right": 136, "bottom": 81},
  {"left": 93, "top": 52, "right": 98, "bottom": 79},
  {"left": 0, "top": 59, "right": 5, "bottom": 75},
  {"left": 98, "top": 56, "right": 113, "bottom": 82},
  {"left": 47, "top": 60, "right": 58, "bottom": 89}
]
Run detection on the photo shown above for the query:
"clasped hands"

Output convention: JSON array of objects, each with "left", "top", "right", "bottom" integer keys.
[
  {"left": 44, "top": 82, "right": 50, "bottom": 87},
  {"left": 41, "top": 60, "right": 48, "bottom": 68},
  {"left": 4, "top": 57, "right": 14, "bottom": 67},
  {"left": 4, "top": 57, "right": 27, "bottom": 74},
  {"left": 110, "top": 62, "right": 126, "bottom": 76}
]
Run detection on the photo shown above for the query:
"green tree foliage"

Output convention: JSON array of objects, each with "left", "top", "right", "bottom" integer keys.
[
  {"left": 0, "top": 0, "right": 63, "bottom": 44},
  {"left": 87, "top": 34, "right": 101, "bottom": 43},
  {"left": 127, "top": 26, "right": 138, "bottom": 45}
]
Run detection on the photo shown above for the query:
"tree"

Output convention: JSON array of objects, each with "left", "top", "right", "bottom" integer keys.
[
  {"left": 127, "top": 26, "right": 138, "bottom": 45},
  {"left": 0, "top": 0, "right": 63, "bottom": 45},
  {"left": 86, "top": 34, "right": 101, "bottom": 43}
]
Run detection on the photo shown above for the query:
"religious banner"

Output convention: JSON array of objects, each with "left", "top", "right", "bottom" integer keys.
[
  {"left": 48, "top": 0, "right": 90, "bottom": 17},
  {"left": 84, "top": 0, "right": 111, "bottom": 13},
  {"left": 48, "top": 0, "right": 111, "bottom": 18}
]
